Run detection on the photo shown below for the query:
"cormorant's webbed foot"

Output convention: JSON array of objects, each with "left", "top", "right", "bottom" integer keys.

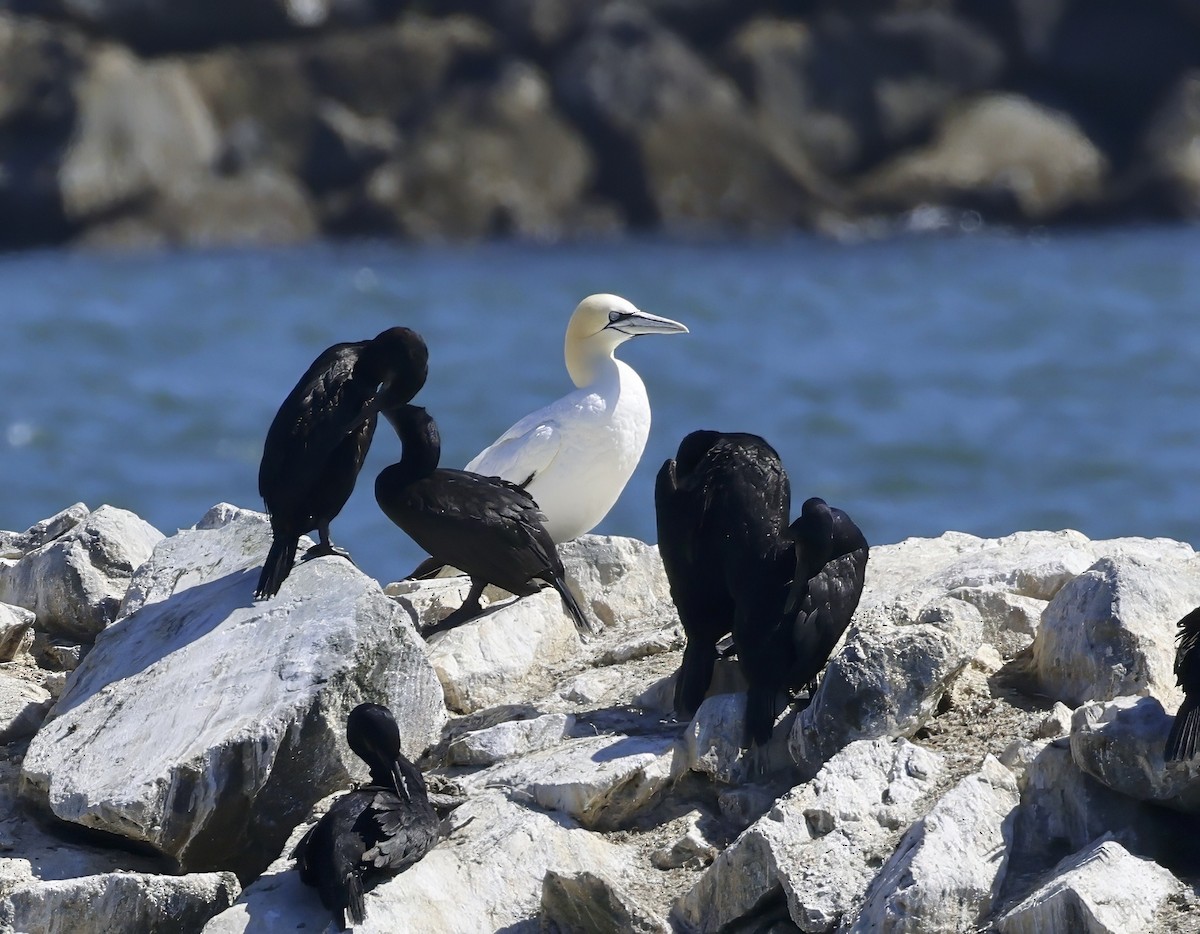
[
  {"left": 421, "top": 580, "right": 487, "bottom": 636},
  {"left": 301, "top": 541, "right": 354, "bottom": 564}
]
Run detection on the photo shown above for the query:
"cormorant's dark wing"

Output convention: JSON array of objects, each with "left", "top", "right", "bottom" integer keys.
[
  {"left": 259, "top": 341, "right": 377, "bottom": 509},
  {"left": 1166, "top": 606, "right": 1200, "bottom": 760},
  {"left": 360, "top": 788, "right": 439, "bottom": 872}
]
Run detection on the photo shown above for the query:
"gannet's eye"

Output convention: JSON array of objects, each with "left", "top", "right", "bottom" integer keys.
[{"left": 608, "top": 311, "right": 631, "bottom": 323}]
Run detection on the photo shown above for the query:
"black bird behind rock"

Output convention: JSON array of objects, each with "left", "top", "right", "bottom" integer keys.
[
  {"left": 255, "top": 327, "right": 428, "bottom": 600},
  {"left": 769, "top": 496, "right": 869, "bottom": 739},
  {"left": 1166, "top": 606, "right": 1200, "bottom": 761},
  {"left": 655, "top": 430, "right": 794, "bottom": 733},
  {"left": 375, "top": 403, "right": 593, "bottom": 636},
  {"left": 293, "top": 703, "right": 438, "bottom": 930}
]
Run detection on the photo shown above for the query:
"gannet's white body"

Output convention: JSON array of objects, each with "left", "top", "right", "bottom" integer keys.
[{"left": 466, "top": 294, "right": 688, "bottom": 543}]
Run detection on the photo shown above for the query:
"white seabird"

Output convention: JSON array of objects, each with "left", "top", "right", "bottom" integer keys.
[{"left": 466, "top": 293, "right": 689, "bottom": 543}]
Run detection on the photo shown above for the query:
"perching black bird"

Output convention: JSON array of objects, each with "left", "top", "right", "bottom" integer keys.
[
  {"left": 375, "top": 404, "right": 594, "bottom": 636},
  {"left": 655, "top": 431, "right": 794, "bottom": 732},
  {"left": 255, "top": 327, "right": 429, "bottom": 600},
  {"left": 293, "top": 703, "right": 438, "bottom": 930},
  {"left": 1165, "top": 606, "right": 1200, "bottom": 761},
  {"left": 764, "top": 496, "right": 869, "bottom": 742}
]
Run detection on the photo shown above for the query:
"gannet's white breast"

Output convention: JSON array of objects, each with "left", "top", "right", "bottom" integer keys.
[{"left": 466, "top": 359, "right": 650, "bottom": 542}]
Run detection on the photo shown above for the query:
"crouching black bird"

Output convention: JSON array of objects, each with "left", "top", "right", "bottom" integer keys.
[
  {"left": 655, "top": 431, "right": 794, "bottom": 730},
  {"left": 256, "top": 327, "right": 429, "bottom": 600},
  {"left": 749, "top": 496, "right": 869, "bottom": 746},
  {"left": 1165, "top": 606, "right": 1200, "bottom": 761},
  {"left": 375, "top": 404, "right": 594, "bottom": 636},
  {"left": 293, "top": 703, "right": 438, "bottom": 930}
]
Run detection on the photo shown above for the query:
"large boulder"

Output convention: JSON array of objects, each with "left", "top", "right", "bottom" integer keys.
[
  {"left": 673, "top": 738, "right": 945, "bottom": 933},
  {"left": 1140, "top": 69, "right": 1200, "bottom": 218},
  {"left": 0, "top": 504, "right": 163, "bottom": 641},
  {"left": 0, "top": 673, "right": 51, "bottom": 743},
  {"left": 20, "top": 504, "right": 447, "bottom": 880},
  {"left": 1030, "top": 551, "right": 1200, "bottom": 708},
  {"left": 993, "top": 836, "right": 1181, "bottom": 934},
  {"left": 848, "top": 756, "right": 1019, "bottom": 932},
  {"left": 790, "top": 596, "right": 983, "bottom": 777}
]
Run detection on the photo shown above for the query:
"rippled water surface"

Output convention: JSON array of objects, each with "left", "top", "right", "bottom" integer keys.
[{"left": 3, "top": 227, "right": 1199, "bottom": 585}]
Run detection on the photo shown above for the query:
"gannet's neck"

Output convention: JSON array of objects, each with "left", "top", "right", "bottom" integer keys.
[{"left": 566, "top": 337, "right": 623, "bottom": 388}]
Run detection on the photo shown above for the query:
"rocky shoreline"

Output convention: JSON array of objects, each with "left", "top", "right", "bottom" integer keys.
[
  {"left": 1, "top": 501, "right": 1200, "bottom": 931},
  {"left": 3, "top": 1, "right": 1200, "bottom": 252}
]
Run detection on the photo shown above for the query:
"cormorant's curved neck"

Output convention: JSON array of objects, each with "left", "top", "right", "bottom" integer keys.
[{"left": 384, "top": 407, "right": 441, "bottom": 483}]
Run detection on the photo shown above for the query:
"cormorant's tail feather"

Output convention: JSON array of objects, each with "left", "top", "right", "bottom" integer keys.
[
  {"left": 345, "top": 872, "right": 366, "bottom": 927},
  {"left": 255, "top": 533, "right": 298, "bottom": 600},
  {"left": 549, "top": 575, "right": 594, "bottom": 636},
  {"left": 1167, "top": 695, "right": 1200, "bottom": 762}
]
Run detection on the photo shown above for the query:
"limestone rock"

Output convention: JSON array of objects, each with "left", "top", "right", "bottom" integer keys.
[
  {"left": 994, "top": 836, "right": 1181, "bottom": 934},
  {"left": 790, "top": 597, "right": 983, "bottom": 777},
  {"left": 457, "top": 733, "right": 677, "bottom": 830},
  {"left": 682, "top": 692, "right": 797, "bottom": 785},
  {"left": 650, "top": 811, "right": 717, "bottom": 870},
  {"left": 848, "top": 756, "right": 1019, "bottom": 933},
  {"left": 0, "top": 674, "right": 51, "bottom": 743},
  {"left": 21, "top": 505, "right": 446, "bottom": 880},
  {"left": 1031, "top": 552, "right": 1200, "bottom": 708},
  {"left": 204, "top": 792, "right": 632, "bottom": 933},
  {"left": 6, "top": 870, "right": 240, "bottom": 934},
  {"left": 1070, "top": 695, "right": 1200, "bottom": 812},
  {"left": 423, "top": 588, "right": 587, "bottom": 713},
  {"left": 0, "top": 505, "right": 162, "bottom": 640},
  {"left": 0, "top": 604, "right": 35, "bottom": 662},
  {"left": 541, "top": 869, "right": 669, "bottom": 934},
  {"left": 560, "top": 534, "right": 676, "bottom": 630},
  {"left": 445, "top": 712, "right": 574, "bottom": 767},
  {"left": 673, "top": 738, "right": 944, "bottom": 933}
]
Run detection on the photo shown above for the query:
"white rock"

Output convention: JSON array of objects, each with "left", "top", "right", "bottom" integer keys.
[
  {"left": 558, "top": 535, "right": 676, "bottom": 629},
  {"left": 0, "top": 504, "right": 90, "bottom": 559},
  {"left": 541, "top": 869, "right": 669, "bottom": 933},
  {"left": 446, "top": 713, "right": 574, "bottom": 767},
  {"left": 673, "top": 738, "right": 945, "bottom": 933},
  {"left": 458, "top": 733, "right": 677, "bottom": 830},
  {"left": 6, "top": 870, "right": 239, "bottom": 934},
  {"left": 423, "top": 586, "right": 586, "bottom": 713},
  {"left": 682, "top": 692, "right": 797, "bottom": 785},
  {"left": 650, "top": 812, "right": 717, "bottom": 870},
  {"left": 790, "top": 597, "right": 983, "bottom": 777},
  {"left": 0, "top": 505, "right": 163, "bottom": 640},
  {"left": 993, "top": 836, "right": 1180, "bottom": 934},
  {"left": 1031, "top": 553, "right": 1200, "bottom": 708},
  {"left": 1070, "top": 695, "right": 1200, "bottom": 810},
  {"left": 848, "top": 756, "right": 1019, "bottom": 933},
  {"left": 0, "top": 604, "right": 35, "bottom": 662},
  {"left": 204, "top": 792, "right": 633, "bottom": 934},
  {"left": 20, "top": 505, "right": 446, "bottom": 879},
  {"left": 596, "top": 626, "right": 683, "bottom": 665},
  {"left": 0, "top": 673, "right": 51, "bottom": 742}
]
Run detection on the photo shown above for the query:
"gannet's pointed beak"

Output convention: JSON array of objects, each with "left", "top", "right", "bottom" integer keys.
[{"left": 606, "top": 309, "right": 689, "bottom": 337}]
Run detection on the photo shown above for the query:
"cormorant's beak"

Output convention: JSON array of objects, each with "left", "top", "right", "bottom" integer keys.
[{"left": 606, "top": 309, "right": 689, "bottom": 337}]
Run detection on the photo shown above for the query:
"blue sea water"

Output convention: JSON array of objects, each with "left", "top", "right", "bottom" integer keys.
[{"left": 2, "top": 226, "right": 1199, "bottom": 587}]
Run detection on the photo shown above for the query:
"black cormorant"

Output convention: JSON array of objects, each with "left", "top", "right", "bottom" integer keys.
[
  {"left": 655, "top": 431, "right": 793, "bottom": 729},
  {"left": 293, "top": 703, "right": 438, "bottom": 930},
  {"left": 1166, "top": 606, "right": 1200, "bottom": 760},
  {"left": 375, "top": 404, "right": 593, "bottom": 636},
  {"left": 255, "top": 327, "right": 428, "bottom": 600}
]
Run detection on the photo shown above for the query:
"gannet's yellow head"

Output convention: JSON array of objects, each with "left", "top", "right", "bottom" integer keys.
[{"left": 565, "top": 294, "right": 688, "bottom": 386}]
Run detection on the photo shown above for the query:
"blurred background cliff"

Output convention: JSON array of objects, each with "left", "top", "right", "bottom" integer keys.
[{"left": 4, "top": 0, "right": 1200, "bottom": 252}]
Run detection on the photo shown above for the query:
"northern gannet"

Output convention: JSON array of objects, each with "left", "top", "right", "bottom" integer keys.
[
  {"left": 466, "top": 293, "right": 688, "bottom": 543},
  {"left": 255, "top": 327, "right": 428, "bottom": 599},
  {"left": 293, "top": 703, "right": 438, "bottom": 930},
  {"left": 376, "top": 404, "right": 593, "bottom": 636},
  {"left": 1166, "top": 606, "right": 1200, "bottom": 760}
]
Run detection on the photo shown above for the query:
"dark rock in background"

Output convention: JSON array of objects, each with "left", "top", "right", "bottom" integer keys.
[{"left": 0, "top": 0, "right": 1199, "bottom": 250}]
